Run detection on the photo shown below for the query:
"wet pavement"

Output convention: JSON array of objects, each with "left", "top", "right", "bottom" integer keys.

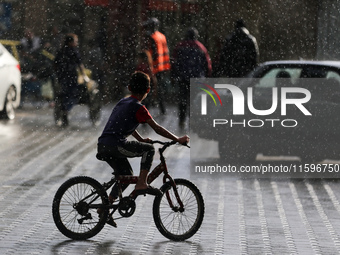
[{"left": 1, "top": 103, "right": 340, "bottom": 254}]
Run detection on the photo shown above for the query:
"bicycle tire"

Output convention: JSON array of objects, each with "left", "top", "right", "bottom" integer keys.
[
  {"left": 153, "top": 178, "right": 204, "bottom": 241},
  {"left": 52, "top": 176, "right": 109, "bottom": 240}
]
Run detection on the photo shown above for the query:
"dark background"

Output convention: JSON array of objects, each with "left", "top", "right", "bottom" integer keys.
[{"left": 2, "top": 0, "right": 338, "bottom": 96}]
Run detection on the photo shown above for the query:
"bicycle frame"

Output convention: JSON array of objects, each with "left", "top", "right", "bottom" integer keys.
[
  {"left": 98, "top": 141, "right": 186, "bottom": 214},
  {"left": 53, "top": 141, "right": 204, "bottom": 241},
  {"left": 77, "top": 141, "right": 186, "bottom": 218}
]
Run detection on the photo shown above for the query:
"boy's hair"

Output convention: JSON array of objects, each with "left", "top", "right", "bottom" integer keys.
[{"left": 129, "top": 71, "right": 150, "bottom": 94}]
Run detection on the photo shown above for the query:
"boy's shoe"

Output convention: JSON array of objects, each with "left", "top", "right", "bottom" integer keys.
[
  {"left": 98, "top": 194, "right": 117, "bottom": 227},
  {"left": 98, "top": 212, "right": 117, "bottom": 228},
  {"left": 106, "top": 216, "right": 117, "bottom": 228}
]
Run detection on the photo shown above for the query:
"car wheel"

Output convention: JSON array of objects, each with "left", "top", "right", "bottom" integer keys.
[{"left": 0, "top": 86, "right": 16, "bottom": 120}]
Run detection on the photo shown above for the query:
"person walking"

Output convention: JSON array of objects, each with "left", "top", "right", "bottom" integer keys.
[
  {"left": 216, "top": 19, "right": 259, "bottom": 78},
  {"left": 20, "top": 28, "right": 42, "bottom": 105},
  {"left": 54, "top": 33, "right": 89, "bottom": 127},
  {"left": 172, "top": 27, "right": 212, "bottom": 128},
  {"left": 21, "top": 28, "right": 41, "bottom": 54},
  {"left": 143, "top": 17, "right": 171, "bottom": 114}
]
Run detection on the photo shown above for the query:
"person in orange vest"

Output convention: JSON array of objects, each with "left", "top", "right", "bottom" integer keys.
[{"left": 143, "top": 17, "right": 171, "bottom": 114}]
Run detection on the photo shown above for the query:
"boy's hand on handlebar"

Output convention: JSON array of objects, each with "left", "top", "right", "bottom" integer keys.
[
  {"left": 142, "top": 138, "right": 153, "bottom": 143},
  {"left": 177, "top": 135, "right": 190, "bottom": 145}
]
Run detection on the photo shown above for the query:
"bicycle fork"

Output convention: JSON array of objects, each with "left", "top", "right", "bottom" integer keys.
[{"left": 148, "top": 160, "right": 185, "bottom": 211}]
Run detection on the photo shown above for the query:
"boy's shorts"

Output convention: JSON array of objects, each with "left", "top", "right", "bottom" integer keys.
[{"left": 96, "top": 141, "right": 155, "bottom": 175}]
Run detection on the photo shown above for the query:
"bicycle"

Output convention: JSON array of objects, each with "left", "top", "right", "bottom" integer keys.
[{"left": 52, "top": 141, "right": 204, "bottom": 241}]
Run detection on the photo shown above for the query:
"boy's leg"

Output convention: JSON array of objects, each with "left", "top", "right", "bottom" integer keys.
[
  {"left": 119, "top": 141, "right": 155, "bottom": 190},
  {"left": 135, "top": 167, "right": 162, "bottom": 196},
  {"left": 98, "top": 141, "right": 156, "bottom": 194},
  {"left": 106, "top": 157, "right": 133, "bottom": 199},
  {"left": 135, "top": 169, "right": 149, "bottom": 190}
]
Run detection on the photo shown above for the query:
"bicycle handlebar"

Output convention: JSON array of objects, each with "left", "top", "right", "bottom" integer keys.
[{"left": 151, "top": 140, "right": 190, "bottom": 149}]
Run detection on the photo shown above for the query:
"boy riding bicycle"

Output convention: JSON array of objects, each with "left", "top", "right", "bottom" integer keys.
[{"left": 96, "top": 71, "right": 189, "bottom": 225}]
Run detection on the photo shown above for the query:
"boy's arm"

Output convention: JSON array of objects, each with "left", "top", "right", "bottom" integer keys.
[
  {"left": 146, "top": 118, "right": 189, "bottom": 144},
  {"left": 132, "top": 130, "right": 152, "bottom": 143},
  {"left": 132, "top": 130, "right": 143, "bottom": 141}
]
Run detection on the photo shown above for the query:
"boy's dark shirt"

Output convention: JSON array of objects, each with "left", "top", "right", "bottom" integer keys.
[{"left": 98, "top": 96, "right": 152, "bottom": 146}]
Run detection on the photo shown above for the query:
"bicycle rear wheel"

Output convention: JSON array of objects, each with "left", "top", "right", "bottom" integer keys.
[
  {"left": 153, "top": 178, "right": 204, "bottom": 241},
  {"left": 52, "top": 176, "right": 109, "bottom": 240}
]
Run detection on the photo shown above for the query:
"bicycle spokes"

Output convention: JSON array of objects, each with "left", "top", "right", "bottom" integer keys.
[
  {"left": 60, "top": 184, "right": 100, "bottom": 225},
  {"left": 153, "top": 179, "right": 204, "bottom": 241},
  {"left": 52, "top": 176, "right": 109, "bottom": 240}
]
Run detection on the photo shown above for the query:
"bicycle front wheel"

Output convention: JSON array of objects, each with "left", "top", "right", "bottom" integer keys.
[
  {"left": 153, "top": 178, "right": 204, "bottom": 241},
  {"left": 52, "top": 176, "right": 109, "bottom": 240}
]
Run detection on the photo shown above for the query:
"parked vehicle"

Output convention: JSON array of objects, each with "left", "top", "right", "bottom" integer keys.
[
  {"left": 191, "top": 60, "right": 340, "bottom": 162},
  {"left": 0, "top": 42, "right": 21, "bottom": 119}
]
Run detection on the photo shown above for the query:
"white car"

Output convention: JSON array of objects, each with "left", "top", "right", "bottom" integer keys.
[{"left": 0, "top": 43, "right": 21, "bottom": 119}]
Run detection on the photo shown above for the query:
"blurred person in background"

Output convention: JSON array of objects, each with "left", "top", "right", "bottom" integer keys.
[
  {"left": 143, "top": 17, "right": 171, "bottom": 115},
  {"left": 19, "top": 28, "right": 42, "bottom": 106},
  {"left": 54, "top": 33, "right": 89, "bottom": 127},
  {"left": 216, "top": 19, "right": 259, "bottom": 78},
  {"left": 21, "top": 28, "right": 41, "bottom": 54},
  {"left": 172, "top": 27, "right": 211, "bottom": 128},
  {"left": 87, "top": 38, "right": 107, "bottom": 95}
]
